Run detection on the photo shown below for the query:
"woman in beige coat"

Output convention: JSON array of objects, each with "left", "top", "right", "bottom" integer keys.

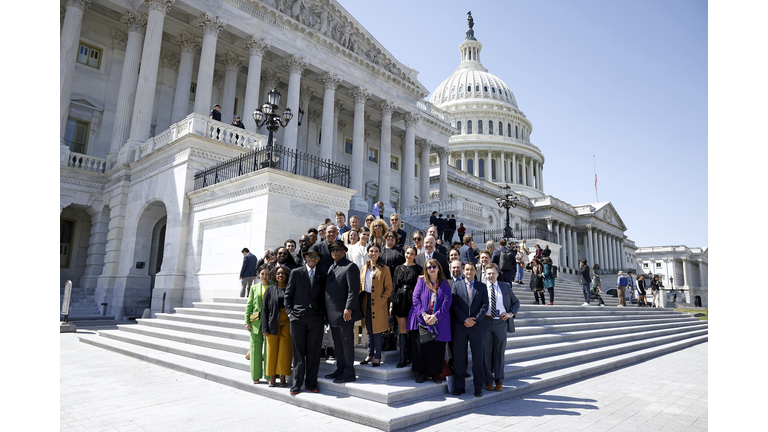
[{"left": 359, "top": 243, "right": 393, "bottom": 367}]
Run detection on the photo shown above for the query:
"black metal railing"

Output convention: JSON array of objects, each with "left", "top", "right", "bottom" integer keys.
[
  {"left": 470, "top": 225, "right": 558, "bottom": 244},
  {"left": 193, "top": 145, "right": 350, "bottom": 191}
]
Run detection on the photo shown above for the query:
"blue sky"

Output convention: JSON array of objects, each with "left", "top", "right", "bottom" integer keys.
[{"left": 341, "top": 0, "right": 708, "bottom": 248}]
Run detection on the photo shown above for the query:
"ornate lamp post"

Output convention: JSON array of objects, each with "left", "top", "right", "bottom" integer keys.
[
  {"left": 251, "top": 87, "right": 303, "bottom": 161},
  {"left": 495, "top": 184, "right": 520, "bottom": 240}
]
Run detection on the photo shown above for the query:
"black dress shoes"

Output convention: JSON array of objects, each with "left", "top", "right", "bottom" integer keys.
[
  {"left": 324, "top": 371, "right": 342, "bottom": 379},
  {"left": 474, "top": 390, "right": 483, "bottom": 397},
  {"left": 452, "top": 388, "right": 465, "bottom": 396},
  {"left": 326, "top": 347, "right": 335, "bottom": 359},
  {"left": 304, "top": 386, "right": 320, "bottom": 393},
  {"left": 415, "top": 373, "right": 426, "bottom": 383},
  {"left": 290, "top": 386, "right": 301, "bottom": 395},
  {"left": 333, "top": 375, "right": 356, "bottom": 384}
]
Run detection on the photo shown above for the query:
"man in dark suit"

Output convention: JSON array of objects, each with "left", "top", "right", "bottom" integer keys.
[
  {"left": 323, "top": 240, "right": 363, "bottom": 383},
  {"left": 429, "top": 211, "right": 438, "bottom": 228},
  {"left": 451, "top": 262, "right": 489, "bottom": 397},
  {"left": 415, "top": 235, "right": 450, "bottom": 278},
  {"left": 239, "top": 248, "right": 259, "bottom": 297},
  {"left": 293, "top": 235, "right": 311, "bottom": 267},
  {"left": 460, "top": 234, "right": 478, "bottom": 265},
  {"left": 481, "top": 263, "right": 520, "bottom": 392},
  {"left": 274, "top": 246, "right": 298, "bottom": 270},
  {"left": 435, "top": 214, "right": 447, "bottom": 241},
  {"left": 445, "top": 214, "right": 457, "bottom": 243},
  {"left": 284, "top": 243, "right": 326, "bottom": 395}
]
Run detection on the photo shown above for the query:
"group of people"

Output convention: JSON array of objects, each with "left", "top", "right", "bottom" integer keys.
[
  {"left": 579, "top": 263, "right": 664, "bottom": 308},
  {"left": 239, "top": 211, "right": 527, "bottom": 397}
]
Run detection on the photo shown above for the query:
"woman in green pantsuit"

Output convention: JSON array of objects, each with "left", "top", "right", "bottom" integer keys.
[{"left": 245, "top": 265, "right": 272, "bottom": 383}]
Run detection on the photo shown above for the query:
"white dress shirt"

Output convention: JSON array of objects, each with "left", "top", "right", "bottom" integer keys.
[{"left": 489, "top": 282, "right": 507, "bottom": 318}]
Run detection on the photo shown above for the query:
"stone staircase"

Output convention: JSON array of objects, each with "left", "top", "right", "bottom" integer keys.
[
  {"left": 78, "top": 270, "right": 707, "bottom": 431},
  {"left": 60, "top": 286, "right": 113, "bottom": 321}
]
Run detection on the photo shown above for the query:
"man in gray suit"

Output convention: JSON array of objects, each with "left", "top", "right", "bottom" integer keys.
[
  {"left": 451, "top": 262, "right": 489, "bottom": 397},
  {"left": 482, "top": 263, "right": 520, "bottom": 392},
  {"left": 323, "top": 240, "right": 363, "bottom": 383}
]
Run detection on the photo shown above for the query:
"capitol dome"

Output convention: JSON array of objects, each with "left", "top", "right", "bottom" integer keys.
[{"left": 428, "top": 16, "right": 545, "bottom": 198}]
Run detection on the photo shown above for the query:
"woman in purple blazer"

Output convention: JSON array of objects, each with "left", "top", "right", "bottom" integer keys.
[{"left": 407, "top": 258, "right": 453, "bottom": 384}]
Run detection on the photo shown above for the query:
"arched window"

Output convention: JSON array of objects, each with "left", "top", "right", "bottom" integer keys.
[
  {"left": 467, "top": 120, "right": 473, "bottom": 134},
  {"left": 467, "top": 85, "right": 471, "bottom": 93},
  {"left": 467, "top": 158, "right": 474, "bottom": 175},
  {"left": 491, "top": 159, "right": 496, "bottom": 180},
  {"left": 499, "top": 122, "right": 503, "bottom": 136},
  {"left": 515, "top": 125, "right": 519, "bottom": 139},
  {"left": 518, "top": 164, "right": 523, "bottom": 184},
  {"left": 456, "top": 121, "right": 462, "bottom": 134},
  {"left": 483, "top": 85, "right": 488, "bottom": 92},
  {"left": 479, "top": 159, "right": 485, "bottom": 179},
  {"left": 491, "top": 87, "right": 496, "bottom": 94},
  {"left": 456, "top": 159, "right": 462, "bottom": 170},
  {"left": 475, "top": 85, "right": 480, "bottom": 92},
  {"left": 488, "top": 120, "right": 493, "bottom": 135},
  {"left": 478, "top": 120, "right": 483, "bottom": 134},
  {"left": 507, "top": 123, "right": 511, "bottom": 137}
]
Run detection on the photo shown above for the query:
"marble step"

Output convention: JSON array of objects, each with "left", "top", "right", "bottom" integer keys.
[{"left": 77, "top": 331, "right": 707, "bottom": 431}]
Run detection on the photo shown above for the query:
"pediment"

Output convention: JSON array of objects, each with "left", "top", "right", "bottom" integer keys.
[
  {"left": 70, "top": 94, "right": 104, "bottom": 112},
  {"left": 249, "top": 0, "right": 428, "bottom": 96},
  {"left": 593, "top": 202, "right": 626, "bottom": 230}
]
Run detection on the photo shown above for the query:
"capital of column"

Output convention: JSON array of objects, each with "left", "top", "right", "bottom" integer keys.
[
  {"left": 177, "top": 32, "right": 201, "bottom": 54},
  {"left": 162, "top": 50, "right": 180, "bottom": 70},
  {"left": 415, "top": 139, "right": 430, "bottom": 152},
  {"left": 586, "top": 224, "right": 593, "bottom": 231},
  {"left": 334, "top": 101, "right": 344, "bottom": 114},
  {"left": 245, "top": 36, "right": 270, "bottom": 57},
  {"left": 65, "top": 0, "right": 92, "bottom": 11},
  {"left": 403, "top": 112, "right": 420, "bottom": 128},
  {"left": 379, "top": 100, "right": 397, "bottom": 117},
  {"left": 146, "top": 0, "right": 175, "bottom": 14},
  {"left": 261, "top": 70, "right": 281, "bottom": 87},
  {"left": 198, "top": 11, "right": 226, "bottom": 37},
  {"left": 111, "top": 29, "right": 128, "bottom": 51},
  {"left": 222, "top": 51, "right": 245, "bottom": 72},
  {"left": 398, "top": 131, "right": 407, "bottom": 143},
  {"left": 320, "top": 72, "right": 341, "bottom": 90},
  {"left": 338, "top": 119, "right": 347, "bottom": 132},
  {"left": 308, "top": 108, "right": 322, "bottom": 122},
  {"left": 285, "top": 54, "right": 308, "bottom": 75},
  {"left": 351, "top": 86, "right": 370, "bottom": 104},
  {"left": 121, "top": 10, "right": 147, "bottom": 34},
  {"left": 435, "top": 146, "right": 449, "bottom": 159}
]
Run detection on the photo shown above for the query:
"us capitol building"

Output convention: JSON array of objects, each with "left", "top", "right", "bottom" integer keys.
[{"left": 59, "top": 0, "right": 707, "bottom": 320}]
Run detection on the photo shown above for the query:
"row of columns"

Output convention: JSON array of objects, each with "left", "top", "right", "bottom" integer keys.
[
  {"left": 454, "top": 150, "right": 543, "bottom": 190},
  {"left": 61, "top": 0, "right": 449, "bottom": 211},
  {"left": 544, "top": 219, "right": 625, "bottom": 271}
]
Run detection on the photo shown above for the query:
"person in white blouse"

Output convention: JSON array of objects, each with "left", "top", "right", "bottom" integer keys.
[{"left": 345, "top": 228, "right": 367, "bottom": 269}]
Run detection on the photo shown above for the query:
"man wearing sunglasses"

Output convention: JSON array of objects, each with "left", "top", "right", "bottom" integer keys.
[
  {"left": 285, "top": 243, "right": 327, "bottom": 395},
  {"left": 389, "top": 213, "right": 407, "bottom": 249}
]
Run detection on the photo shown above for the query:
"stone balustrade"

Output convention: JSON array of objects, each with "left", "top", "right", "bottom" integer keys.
[
  {"left": 67, "top": 153, "right": 108, "bottom": 173},
  {"left": 133, "top": 113, "right": 268, "bottom": 162},
  {"left": 416, "top": 100, "right": 450, "bottom": 125}
]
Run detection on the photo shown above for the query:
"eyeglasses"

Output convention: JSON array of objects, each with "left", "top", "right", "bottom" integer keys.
[
  {"left": 305, "top": 255, "right": 320, "bottom": 260},
  {"left": 366, "top": 218, "right": 374, "bottom": 222},
  {"left": 413, "top": 237, "right": 422, "bottom": 241},
  {"left": 427, "top": 265, "right": 438, "bottom": 270},
  {"left": 386, "top": 236, "right": 395, "bottom": 239}
]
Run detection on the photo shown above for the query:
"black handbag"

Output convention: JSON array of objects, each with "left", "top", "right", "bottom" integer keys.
[
  {"left": 382, "top": 315, "right": 398, "bottom": 351},
  {"left": 418, "top": 323, "right": 438, "bottom": 344}
]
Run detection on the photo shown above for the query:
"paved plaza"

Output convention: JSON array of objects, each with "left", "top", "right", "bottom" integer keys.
[{"left": 59, "top": 323, "right": 707, "bottom": 432}]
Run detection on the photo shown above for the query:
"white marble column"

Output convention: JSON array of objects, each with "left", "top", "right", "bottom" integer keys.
[
  {"left": 80, "top": 206, "right": 110, "bottom": 291},
  {"left": 282, "top": 55, "right": 307, "bottom": 151},
  {"left": 333, "top": 101, "right": 343, "bottom": 156},
  {"left": 108, "top": 10, "right": 147, "bottom": 165},
  {"left": 193, "top": 12, "right": 226, "bottom": 116},
  {"left": 529, "top": 158, "right": 535, "bottom": 188},
  {"left": 564, "top": 225, "right": 571, "bottom": 268},
  {"left": 558, "top": 222, "right": 565, "bottom": 268},
  {"left": 437, "top": 146, "right": 449, "bottom": 201},
  {"left": 539, "top": 163, "right": 544, "bottom": 191},
  {"left": 473, "top": 149, "right": 479, "bottom": 176},
  {"left": 512, "top": 153, "right": 517, "bottom": 184},
  {"left": 319, "top": 72, "right": 340, "bottom": 161},
  {"left": 681, "top": 257, "right": 689, "bottom": 288},
  {"left": 242, "top": 37, "right": 269, "bottom": 132},
  {"left": 571, "top": 229, "right": 578, "bottom": 265},
  {"left": 221, "top": 52, "right": 244, "bottom": 124},
  {"left": 611, "top": 236, "right": 618, "bottom": 270},
  {"left": 60, "top": 0, "right": 92, "bottom": 150},
  {"left": 120, "top": 0, "right": 175, "bottom": 162},
  {"left": 698, "top": 259, "right": 706, "bottom": 288},
  {"left": 401, "top": 112, "right": 419, "bottom": 208},
  {"left": 461, "top": 150, "right": 466, "bottom": 172},
  {"left": 378, "top": 101, "right": 396, "bottom": 207},
  {"left": 500, "top": 152, "right": 506, "bottom": 182},
  {"left": 297, "top": 84, "right": 312, "bottom": 153},
  {"left": 418, "top": 140, "right": 431, "bottom": 203},
  {"left": 170, "top": 32, "right": 199, "bottom": 124},
  {"left": 586, "top": 225, "right": 595, "bottom": 267},
  {"left": 350, "top": 87, "right": 370, "bottom": 205},
  {"left": 259, "top": 70, "right": 280, "bottom": 137}
]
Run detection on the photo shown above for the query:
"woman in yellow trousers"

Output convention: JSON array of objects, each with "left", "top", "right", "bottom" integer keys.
[
  {"left": 262, "top": 266, "right": 293, "bottom": 387},
  {"left": 245, "top": 266, "right": 271, "bottom": 384}
]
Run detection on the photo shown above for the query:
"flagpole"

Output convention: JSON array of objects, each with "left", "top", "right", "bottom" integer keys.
[{"left": 593, "top": 155, "right": 599, "bottom": 203}]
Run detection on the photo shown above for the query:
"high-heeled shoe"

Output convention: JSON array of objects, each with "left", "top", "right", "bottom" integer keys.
[
  {"left": 280, "top": 376, "right": 287, "bottom": 387},
  {"left": 372, "top": 359, "right": 381, "bottom": 367},
  {"left": 360, "top": 356, "right": 373, "bottom": 365},
  {"left": 268, "top": 378, "right": 276, "bottom": 387}
]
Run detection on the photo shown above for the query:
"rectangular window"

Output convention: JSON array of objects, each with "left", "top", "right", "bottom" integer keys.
[
  {"left": 64, "top": 117, "right": 90, "bottom": 154},
  {"left": 368, "top": 147, "right": 378, "bottom": 163},
  {"left": 60, "top": 219, "right": 75, "bottom": 268},
  {"left": 390, "top": 155, "right": 399, "bottom": 171},
  {"left": 189, "top": 82, "right": 197, "bottom": 102},
  {"left": 643, "top": 263, "right": 649, "bottom": 268},
  {"left": 655, "top": 262, "right": 662, "bottom": 268},
  {"left": 344, "top": 139, "right": 353, "bottom": 155},
  {"left": 77, "top": 42, "right": 102, "bottom": 69}
]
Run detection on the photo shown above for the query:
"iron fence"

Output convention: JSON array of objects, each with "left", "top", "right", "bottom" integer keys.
[{"left": 193, "top": 145, "right": 350, "bottom": 191}]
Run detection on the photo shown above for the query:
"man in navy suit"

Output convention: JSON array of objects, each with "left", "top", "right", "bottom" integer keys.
[
  {"left": 415, "top": 235, "right": 450, "bottom": 278},
  {"left": 459, "top": 234, "right": 478, "bottom": 265},
  {"left": 239, "top": 248, "right": 259, "bottom": 297},
  {"left": 482, "top": 263, "right": 520, "bottom": 392},
  {"left": 285, "top": 243, "right": 326, "bottom": 395},
  {"left": 323, "top": 240, "right": 362, "bottom": 383},
  {"left": 451, "top": 262, "right": 489, "bottom": 397}
]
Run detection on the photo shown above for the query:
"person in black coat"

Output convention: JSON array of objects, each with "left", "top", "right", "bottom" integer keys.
[
  {"left": 435, "top": 214, "right": 447, "bottom": 240},
  {"left": 240, "top": 248, "right": 259, "bottom": 297},
  {"left": 415, "top": 235, "right": 450, "bottom": 279},
  {"left": 451, "top": 262, "right": 489, "bottom": 397},
  {"left": 323, "top": 240, "right": 363, "bottom": 383},
  {"left": 284, "top": 243, "right": 326, "bottom": 395},
  {"left": 445, "top": 215, "right": 457, "bottom": 243}
]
